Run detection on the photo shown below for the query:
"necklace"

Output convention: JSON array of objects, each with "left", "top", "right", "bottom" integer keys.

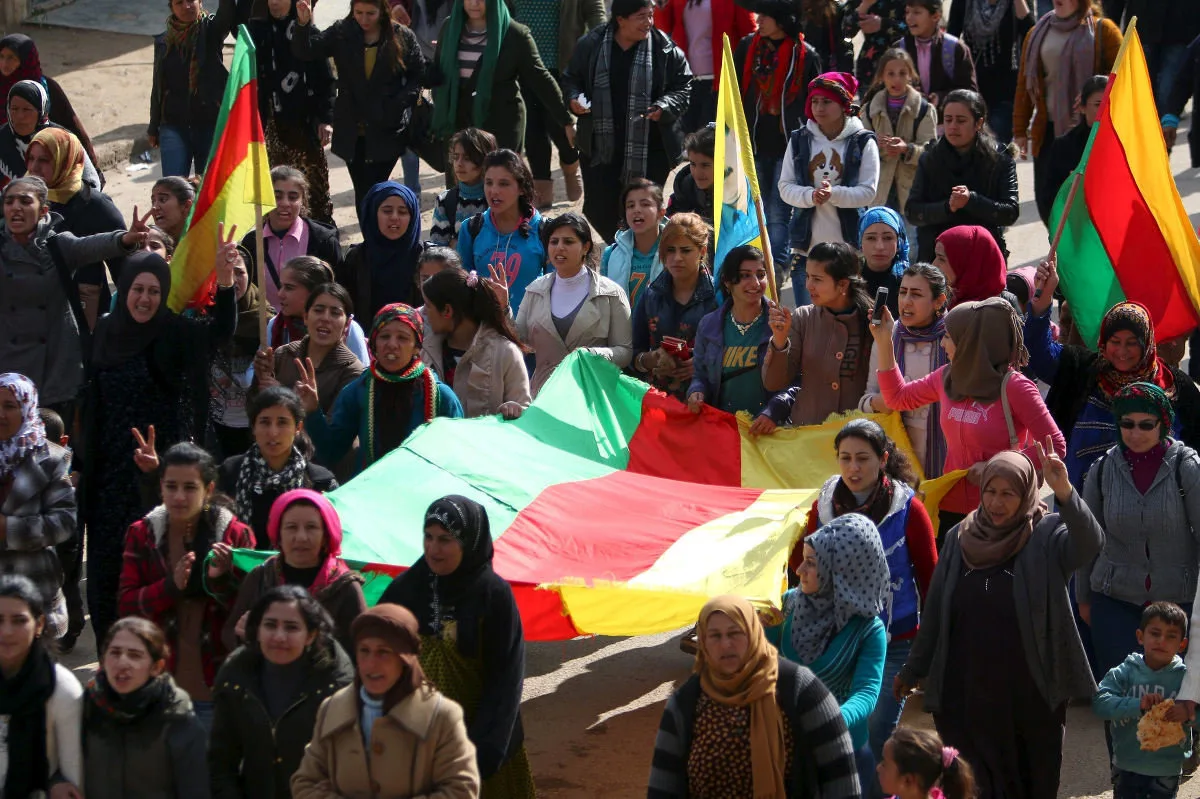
[{"left": 731, "top": 308, "right": 763, "bottom": 336}]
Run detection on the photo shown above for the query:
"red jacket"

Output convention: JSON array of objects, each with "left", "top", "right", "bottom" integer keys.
[
  {"left": 654, "top": 0, "right": 756, "bottom": 86},
  {"left": 118, "top": 505, "right": 254, "bottom": 688}
]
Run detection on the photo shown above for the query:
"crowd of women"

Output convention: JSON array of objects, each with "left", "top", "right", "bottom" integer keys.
[{"left": 1, "top": 0, "right": 1200, "bottom": 795}]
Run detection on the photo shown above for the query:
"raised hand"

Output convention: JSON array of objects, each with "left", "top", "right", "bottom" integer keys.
[
  {"left": 1031, "top": 255, "right": 1058, "bottom": 317},
  {"left": 767, "top": 301, "right": 791, "bottom": 349},
  {"left": 174, "top": 551, "right": 196, "bottom": 591},
  {"left": 215, "top": 222, "right": 240, "bottom": 288},
  {"left": 484, "top": 264, "right": 510, "bottom": 310},
  {"left": 294, "top": 357, "right": 320, "bottom": 414},
  {"left": 254, "top": 347, "right": 278, "bottom": 387},
  {"left": 132, "top": 425, "right": 159, "bottom": 474},
  {"left": 296, "top": 0, "right": 312, "bottom": 24},
  {"left": 207, "top": 542, "right": 233, "bottom": 579},
  {"left": 122, "top": 206, "right": 154, "bottom": 248},
  {"left": 1035, "top": 435, "right": 1070, "bottom": 502}
]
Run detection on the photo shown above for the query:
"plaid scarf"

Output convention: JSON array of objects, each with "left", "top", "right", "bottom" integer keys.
[
  {"left": 591, "top": 25, "right": 654, "bottom": 184},
  {"left": 164, "top": 11, "right": 203, "bottom": 95}
]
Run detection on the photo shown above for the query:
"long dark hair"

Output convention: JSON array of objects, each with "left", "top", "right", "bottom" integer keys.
[
  {"left": 346, "top": 0, "right": 407, "bottom": 66},
  {"left": 244, "top": 584, "right": 338, "bottom": 663},
  {"left": 483, "top": 149, "right": 536, "bottom": 238},
  {"left": 808, "top": 241, "right": 871, "bottom": 318},
  {"left": 247, "top": 386, "right": 316, "bottom": 459},
  {"left": 718, "top": 244, "right": 766, "bottom": 297},
  {"left": 942, "top": 89, "right": 1000, "bottom": 163},
  {"left": 421, "top": 268, "right": 527, "bottom": 351},
  {"left": 160, "top": 441, "right": 236, "bottom": 511},
  {"left": 834, "top": 418, "right": 920, "bottom": 490}
]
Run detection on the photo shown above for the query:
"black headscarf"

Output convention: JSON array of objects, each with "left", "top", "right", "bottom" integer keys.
[
  {"left": 0, "top": 642, "right": 56, "bottom": 798},
  {"left": 92, "top": 251, "right": 173, "bottom": 369}
]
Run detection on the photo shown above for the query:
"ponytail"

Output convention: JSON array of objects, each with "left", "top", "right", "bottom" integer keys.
[
  {"left": 887, "top": 727, "right": 977, "bottom": 799},
  {"left": 421, "top": 268, "right": 528, "bottom": 352}
]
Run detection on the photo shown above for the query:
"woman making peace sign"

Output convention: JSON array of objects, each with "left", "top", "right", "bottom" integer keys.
[{"left": 302, "top": 303, "right": 463, "bottom": 479}]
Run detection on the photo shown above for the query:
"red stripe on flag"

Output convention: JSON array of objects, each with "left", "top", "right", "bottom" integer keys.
[
  {"left": 493, "top": 470, "right": 762, "bottom": 584},
  {"left": 191, "top": 80, "right": 264, "bottom": 222},
  {"left": 627, "top": 391, "right": 741, "bottom": 486},
  {"left": 1084, "top": 117, "right": 1200, "bottom": 341}
]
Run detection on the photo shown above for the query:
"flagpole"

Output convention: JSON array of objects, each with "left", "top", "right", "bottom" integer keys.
[
  {"left": 753, "top": 195, "right": 779, "bottom": 302},
  {"left": 1033, "top": 171, "right": 1082, "bottom": 301},
  {"left": 256, "top": 202, "right": 268, "bottom": 345}
]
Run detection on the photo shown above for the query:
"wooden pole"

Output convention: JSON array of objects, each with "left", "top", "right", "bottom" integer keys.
[
  {"left": 256, "top": 202, "right": 268, "bottom": 346},
  {"left": 1034, "top": 172, "right": 1082, "bottom": 300},
  {"left": 753, "top": 194, "right": 780, "bottom": 303}
]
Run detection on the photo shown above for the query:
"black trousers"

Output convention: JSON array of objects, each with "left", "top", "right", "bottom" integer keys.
[
  {"left": 348, "top": 137, "right": 400, "bottom": 214},
  {"left": 681, "top": 78, "right": 716, "bottom": 137},
  {"left": 581, "top": 146, "right": 674, "bottom": 243},
  {"left": 525, "top": 69, "right": 579, "bottom": 180}
]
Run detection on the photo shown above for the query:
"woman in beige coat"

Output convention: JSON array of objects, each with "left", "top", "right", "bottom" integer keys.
[
  {"left": 421, "top": 267, "right": 532, "bottom": 419},
  {"left": 291, "top": 604, "right": 481, "bottom": 799},
  {"left": 513, "top": 212, "right": 633, "bottom": 395}
]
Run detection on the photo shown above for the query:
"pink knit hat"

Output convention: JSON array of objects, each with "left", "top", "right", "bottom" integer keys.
[
  {"left": 806, "top": 71, "right": 859, "bottom": 119},
  {"left": 267, "top": 488, "right": 343, "bottom": 557}
]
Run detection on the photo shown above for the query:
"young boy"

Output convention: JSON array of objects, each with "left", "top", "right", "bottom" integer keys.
[
  {"left": 430, "top": 128, "right": 497, "bottom": 247},
  {"left": 893, "top": 0, "right": 977, "bottom": 117},
  {"left": 666, "top": 125, "right": 715, "bottom": 225},
  {"left": 1094, "top": 602, "right": 1193, "bottom": 799}
]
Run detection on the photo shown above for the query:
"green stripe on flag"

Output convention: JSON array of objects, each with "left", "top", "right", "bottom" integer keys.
[
  {"left": 230, "top": 551, "right": 399, "bottom": 604},
  {"left": 1050, "top": 170, "right": 1126, "bottom": 346}
]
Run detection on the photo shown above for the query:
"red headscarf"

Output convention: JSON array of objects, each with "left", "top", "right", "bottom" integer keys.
[
  {"left": 937, "top": 225, "right": 1006, "bottom": 306},
  {"left": 266, "top": 489, "right": 352, "bottom": 594},
  {"left": 0, "top": 35, "right": 45, "bottom": 126}
]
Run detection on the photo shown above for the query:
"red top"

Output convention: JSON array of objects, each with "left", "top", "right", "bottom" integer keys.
[{"left": 654, "top": 0, "right": 756, "bottom": 86}]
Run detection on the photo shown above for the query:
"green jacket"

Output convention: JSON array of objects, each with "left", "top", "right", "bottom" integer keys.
[
  {"left": 434, "top": 19, "right": 572, "bottom": 151},
  {"left": 555, "top": 0, "right": 607, "bottom": 71}
]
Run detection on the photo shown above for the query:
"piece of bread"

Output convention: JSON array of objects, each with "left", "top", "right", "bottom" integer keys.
[{"left": 1138, "top": 699, "right": 1187, "bottom": 751}]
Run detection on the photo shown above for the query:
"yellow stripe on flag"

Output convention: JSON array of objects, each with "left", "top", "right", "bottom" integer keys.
[{"left": 1105, "top": 24, "right": 1200, "bottom": 318}]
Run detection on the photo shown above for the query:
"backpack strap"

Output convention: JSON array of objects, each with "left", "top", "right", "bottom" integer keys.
[
  {"left": 940, "top": 33, "right": 959, "bottom": 82},
  {"left": 443, "top": 186, "right": 460, "bottom": 230},
  {"left": 1092, "top": 453, "right": 1108, "bottom": 521},
  {"left": 1176, "top": 451, "right": 1188, "bottom": 499},
  {"left": 912, "top": 97, "right": 930, "bottom": 142},
  {"left": 999, "top": 370, "right": 1019, "bottom": 450},
  {"left": 467, "top": 212, "right": 485, "bottom": 240}
]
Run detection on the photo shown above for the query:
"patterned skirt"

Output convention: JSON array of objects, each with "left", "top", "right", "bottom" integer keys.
[
  {"left": 265, "top": 115, "right": 333, "bottom": 224},
  {"left": 421, "top": 635, "right": 536, "bottom": 798}
]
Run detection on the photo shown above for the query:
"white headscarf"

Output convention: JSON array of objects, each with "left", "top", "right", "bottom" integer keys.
[{"left": 0, "top": 373, "right": 46, "bottom": 481}]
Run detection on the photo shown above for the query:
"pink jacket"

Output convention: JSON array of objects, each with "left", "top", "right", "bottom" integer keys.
[{"left": 878, "top": 364, "right": 1066, "bottom": 513}]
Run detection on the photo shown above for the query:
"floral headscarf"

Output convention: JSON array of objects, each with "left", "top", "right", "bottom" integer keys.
[
  {"left": 1112, "top": 382, "right": 1175, "bottom": 443},
  {"left": 0, "top": 373, "right": 46, "bottom": 481},
  {"left": 787, "top": 513, "right": 888, "bottom": 664},
  {"left": 1096, "top": 301, "right": 1175, "bottom": 399}
]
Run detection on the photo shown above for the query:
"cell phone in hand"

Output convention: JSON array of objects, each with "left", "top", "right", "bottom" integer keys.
[{"left": 872, "top": 287, "right": 889, "bottom": 322}]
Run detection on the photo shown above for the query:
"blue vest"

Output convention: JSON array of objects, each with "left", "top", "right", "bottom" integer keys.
[
  {"left": 817, "top": 476, "right": 920, "bottom": 638},
  {"left": 787, "top": 126, "right": 876, "bottom": 251}
]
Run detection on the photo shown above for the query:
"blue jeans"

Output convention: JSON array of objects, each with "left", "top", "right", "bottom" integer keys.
[
  {"left": 988, "top": 99, "right": 1015, "bottom": 145},
  {"left": 159, "top": 124, "right": 215, "bottom": 178},
  {"left": 854, "top": 743, "right": 875, "bottom": 797},
  {"left": 400, "top": 148, "right": 421, "bottom": 193},
  {"left": 192, "top": 699, "right": 214, "bottom": 739},
  {"left": 754, "top": 155, "right": 793, "bottom": 280},
  {"left": 867, "top": 638, "right": 913, "bottom": 798},
  {"left": 789, "top": 251, "right": 812, "bottom": 306},
  {"left": 1114, "top": 770, "right": 1180, "bottom": 799}
]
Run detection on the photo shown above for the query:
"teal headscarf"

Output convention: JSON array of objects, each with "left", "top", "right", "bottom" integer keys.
[
  {"left": 857, "top": 206, "right": 909, "bottom": 279},
  {"left": 432, "top": 0, "right": 511, "bottom": 138},
  {"left": 1112, "top": 381, "right": 1175, "bottom": 441}
]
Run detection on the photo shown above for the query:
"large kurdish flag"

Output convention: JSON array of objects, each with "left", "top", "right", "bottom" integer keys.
[
  {"left": 168, "top": 26, "right": 274, "bottom": 311},
  {"left": 1051, "top": 23, "right": 1200, "bottom": 345},
  {"left": 234, "top": 352, "right": 963, "bottom": 640}
]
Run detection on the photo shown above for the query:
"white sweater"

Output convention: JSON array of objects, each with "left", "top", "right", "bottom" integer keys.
[
  {"left": 779, "top": 116, "right": 881, "bottom": 251},
  {"left": 0, "top": 664, "right": 84, "bottom": 792}
]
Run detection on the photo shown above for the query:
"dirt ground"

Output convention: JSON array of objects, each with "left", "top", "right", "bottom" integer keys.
[{"left": 18, "top": 20, "right": 1200, "bottom": 799}]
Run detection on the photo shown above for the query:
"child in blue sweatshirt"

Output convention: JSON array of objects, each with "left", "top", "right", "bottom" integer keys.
[
  {"left": 767, "top": 512, "right": 889, "bottom": 792},
  {"left": 600, "top": 178, "right": 667, "bottom": 309},
  {"left": 1094, "top": 601, "right": 1193, "bottom": 799},
  {"left": 429, "top": 128, "right": 496, "bottom": 247}
]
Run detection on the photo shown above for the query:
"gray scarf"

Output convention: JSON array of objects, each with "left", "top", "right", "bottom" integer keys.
[
  {"left": 964, "top": 0, "right": 1015, "bottom": 68},
  {"left": 591, "top": 24, "right": 654, "bottom": 184}
]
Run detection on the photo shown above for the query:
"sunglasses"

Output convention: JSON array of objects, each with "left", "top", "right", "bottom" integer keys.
[{"left": 1118, "top": 419, "right": 1160, "bottom": 431}]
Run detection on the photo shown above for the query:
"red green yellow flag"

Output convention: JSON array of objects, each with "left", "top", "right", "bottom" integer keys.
[
  {"left": 1051, "top": 21, "right": 1200, "bottom": 345},
  {"left": 168, "top": 25, "right": 274, "bottom": 311}
]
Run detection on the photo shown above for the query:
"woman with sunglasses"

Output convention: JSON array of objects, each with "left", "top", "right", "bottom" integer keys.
[{"left": 1077, "top": 382, "right": 1200, "bottom": 681}]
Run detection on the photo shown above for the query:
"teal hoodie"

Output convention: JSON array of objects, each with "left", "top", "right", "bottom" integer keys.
[
  {"left": 600, "top": 221, "right": 666, "bottom": 309},
  {"left": 1094, "top": 653, "right": 1192, "bottom": 777}
]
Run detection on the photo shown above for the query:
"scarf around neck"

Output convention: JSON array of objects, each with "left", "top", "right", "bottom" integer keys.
[
  {"left": 1022, "top": 8, "right": 1096, "bottom": 136},
  {"left": 165, "top": 8, "right": 204, "bottom": 95},
  {"left": 0, "top": 372, "right": 47, "bottom": 482},
  {"left": 964, "top": 0, "right": 1014, "bottom": 66},
  {"left": 832, "top": 473, "right": 893, "bottom": 526},
  {"left": 695, "top": 595, "right": 787, "bottom": 799},
  {"left": 86, "top": 671, "right": 171, "bottom": 724},
  {"left": 234, "top": 443, "right": 309, "bottom": 528},
  {"left": 742, "top": 33, "right": 803, "bottom": 119},
  {"left": 591, "top": 23, "right": 654, "bottom": 184},
  {"left": 0, "top": 643, "right": 56, "bottom": 799},
  {"left": 1096, "top": 301, "right": 1175, "bottom": 399},
  {"left": 432, "top": 0, "right": 511, "bottom": 137},
  {"left": 893, "top": 317, "right": 949, "bottom": 475},
  {"left": 266, "top": 488, "right": 352, "bottom": 593},
  {"left": 958, "top": 450, "right": 1046, "bottom": 569},
  {"left": 92, "top": 251, "right": 174, "bottom": 370}
]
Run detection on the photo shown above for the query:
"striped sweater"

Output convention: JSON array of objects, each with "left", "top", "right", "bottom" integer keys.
[
  {"left": 769, "top": 604, "right": 888, "bottom": 750},
  {"left": 647, "top": 657, "right": 860, "bottom": 798}
]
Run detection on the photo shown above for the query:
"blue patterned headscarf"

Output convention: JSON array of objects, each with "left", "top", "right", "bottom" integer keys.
[{"left": 858, "top": 206, "right": 909, "bottom": 278}]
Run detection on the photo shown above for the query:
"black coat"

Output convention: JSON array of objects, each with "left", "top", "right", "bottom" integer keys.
[
  {"left": 246, "top": 14, "right": 335, "bottom": 129},
  {"left": 905, "top": 137, "right": 1019, "bottom": 262},
  {"left": 52, "top": 185, "right": 127, "bottom": 332},
  {"left": 209, "top": 643, "right": 355, "bottom": 799},
  {"left": 1102, "top": 0, "right": 1200, "bottom": 45},
  {"left": 1037, "top": 121, "right": 1090, "bottom": 225},
  {"left": 83, "top": 676, "right": 210, "bottom": 799},
  {"left": 216, "top": 455, "right": 338, "bottom": 549},
  {"left": 1044, "top": 344, "right": 1200, "bottom": 448},
  {"left": 733, "top": 32, "right": 822, "bottom": 160},
  {"left": 240, "top": 217, "right": 343, "bottom": 300},
  {"left": 1165, "top": 33, "right": 1200, "bottom": 169},
  {"left": 149, "top": 0, "right": 237, "bottom": 134},
  {"left": 291, "top": 20, "right": 425, "bottom": 164},
  {"left": 562, "top": 25, "right": 694, "bottom": 166}
]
